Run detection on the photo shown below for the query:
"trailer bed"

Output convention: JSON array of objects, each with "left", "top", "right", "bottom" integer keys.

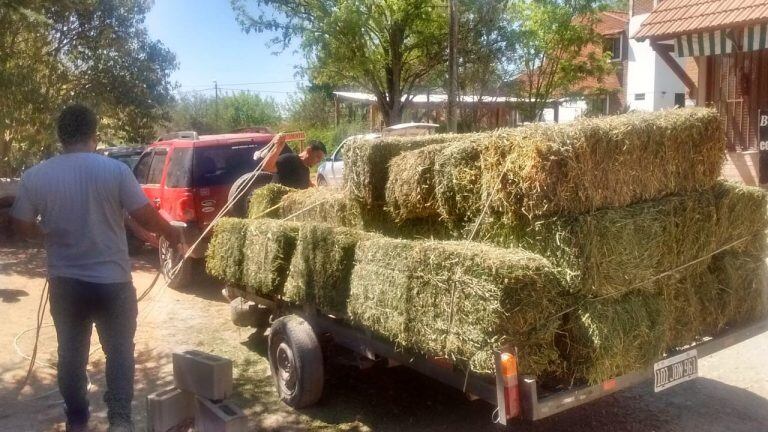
[{"left": 227, "top": 286, "right": 768, "bottom": 426}]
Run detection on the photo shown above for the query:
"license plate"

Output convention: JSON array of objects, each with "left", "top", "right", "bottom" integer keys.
[{"left": 653, "top": 350, "right": 697, "bottom": 392}]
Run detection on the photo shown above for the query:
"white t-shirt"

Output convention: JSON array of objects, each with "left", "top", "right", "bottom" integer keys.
[{"left": 11, "top": 152, "right": 149, "bottom": 283}]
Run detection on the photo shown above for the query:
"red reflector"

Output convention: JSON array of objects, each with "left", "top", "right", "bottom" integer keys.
[
  {"left": 505, "top": 385, "right": 520, "bottom": 418},
  {"left": 603, "top": 378, "right": 617, "bottom": 391}
]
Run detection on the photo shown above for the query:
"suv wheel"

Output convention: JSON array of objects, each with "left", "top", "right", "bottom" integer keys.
[
  {"left": 159, "top": 236, "right": 193, "bottom": 289},
  {"left": 317, "top": 175, "right": 328, "bottom": 187}
]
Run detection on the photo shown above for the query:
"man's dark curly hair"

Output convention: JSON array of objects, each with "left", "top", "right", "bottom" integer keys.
[
  {"left": 57, "top": 104, "right": 98, "bottom": 147},
  {"left": 308, "top": 140, "right": 327, "bottom": 154}
]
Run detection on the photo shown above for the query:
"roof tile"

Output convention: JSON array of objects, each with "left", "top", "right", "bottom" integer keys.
[{"left": 635, "top": 0, "right": 768, "bottom": 39}]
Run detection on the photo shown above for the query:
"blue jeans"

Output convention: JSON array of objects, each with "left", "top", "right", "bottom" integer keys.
[{"left": 48, "top": 277, "right": 138, "bottom": 426}]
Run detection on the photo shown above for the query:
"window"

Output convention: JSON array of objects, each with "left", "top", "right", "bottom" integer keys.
[
  {"left": 133, "top": 153, "right": 152, "bottom": 184},
  {"left": 166, "top": 148, "right": 193, "bottom": 188},
  {"left": 146, "top": 149, "right": 167, "bottom": 185},
  {"left": 603, "top": 35, "right": 622, "bottom": 61},
  {"left": 192, "top": 142, "right": 264, "bottom": 187},
  {"left": 333, "top": 143, "right": 344, "bottom": 162},
  {"left": 634, "top": 93, "right": 646, "bottom": 101}
]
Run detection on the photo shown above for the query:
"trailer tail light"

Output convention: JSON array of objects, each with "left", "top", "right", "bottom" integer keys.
[{"left": 494, "top": 351, "right": 521, "bottom": 425}]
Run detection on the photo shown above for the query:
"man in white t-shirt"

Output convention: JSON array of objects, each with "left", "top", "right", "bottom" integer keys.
[{"left": 11, "top": 104, "right": 180, "bottom": 432}]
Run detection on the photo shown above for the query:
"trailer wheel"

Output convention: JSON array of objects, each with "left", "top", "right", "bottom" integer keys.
[{"left": 268, "top": 315, "right": 324, "bottom": 408}]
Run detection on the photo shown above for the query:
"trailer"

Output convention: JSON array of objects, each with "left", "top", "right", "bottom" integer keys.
[{"left": 223, "top": 285, "right": 768, "bottom": 427}]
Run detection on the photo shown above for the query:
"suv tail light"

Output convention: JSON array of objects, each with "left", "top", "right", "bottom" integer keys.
[{"left": 174, "top": 192, "right": 196, "bottom": 222}]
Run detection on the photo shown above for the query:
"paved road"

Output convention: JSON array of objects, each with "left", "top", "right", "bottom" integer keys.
[{"left": 1, "top": 243, "right": 767, "bottom": 431}]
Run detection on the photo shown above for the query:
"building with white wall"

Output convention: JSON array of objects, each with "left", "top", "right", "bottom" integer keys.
[{"left": 625, "top": 0, "right": 691, "bottom": 111}]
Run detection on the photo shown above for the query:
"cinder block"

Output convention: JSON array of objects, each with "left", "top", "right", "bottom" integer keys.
[
  {"left": 146, "top": 386, "right": 194, "bottom": 432},
  {"left": 194, "top": 397, "right": 248, "bottom": 432},
  {"left": 172, "top": 350, "right": 233, "bottom": 400}
]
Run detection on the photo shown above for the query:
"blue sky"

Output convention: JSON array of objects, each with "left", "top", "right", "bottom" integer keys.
[{"left": 145, "top": 0, "right": 305, "bottom": 104}]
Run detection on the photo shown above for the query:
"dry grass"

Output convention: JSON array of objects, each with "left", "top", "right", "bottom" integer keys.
[{"left": 347, "top": 237, "right": 565, "bottom": 376}]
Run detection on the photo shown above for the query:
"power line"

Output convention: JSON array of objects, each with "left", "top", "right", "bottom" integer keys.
[{"left": 178, "top": 79, "right": 305, "bottom": 89}]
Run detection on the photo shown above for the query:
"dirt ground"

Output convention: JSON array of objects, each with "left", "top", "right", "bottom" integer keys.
[{"left": 1, "top": 241, "right": 768, "bottom": 432}]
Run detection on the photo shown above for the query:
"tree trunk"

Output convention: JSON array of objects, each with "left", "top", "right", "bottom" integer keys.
[{"left": 379, "top": 23, "right": 406, "bottom": 127}]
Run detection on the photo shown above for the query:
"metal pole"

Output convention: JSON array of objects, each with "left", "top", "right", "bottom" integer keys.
[
  {"left": 447, "top": 0, "right": 458, "bottom": 133},
  {"left": 214, "top": 80, "right": 220, "bottom": 131}
]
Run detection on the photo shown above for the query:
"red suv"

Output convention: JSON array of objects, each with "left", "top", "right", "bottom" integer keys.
[{"left": 129, "top": 131, "right": 276, "bottom": 286}]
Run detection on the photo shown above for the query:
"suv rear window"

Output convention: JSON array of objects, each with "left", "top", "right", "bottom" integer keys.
[
  {"left": 192, "top": 142, "right": 264, "bottom": 187},
  {"left": 166, "top": 148, "right": 193, "bottom": 188}
]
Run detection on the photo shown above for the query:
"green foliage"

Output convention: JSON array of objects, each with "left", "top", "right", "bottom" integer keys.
[
  {"left": 170, "top": 92, "right": 282, "bottom": 135},
  {"left": 0, "top": 0, "right": 177, "bottom": 176},
  {"left": 507, "top": 0, "right": 613, "bottom": 119},
  {"left": 283, "top": 86, "right": 369, "bottom": 154},
  {"left": 232, "top": 0, "right": 447, "bottom": 126}
]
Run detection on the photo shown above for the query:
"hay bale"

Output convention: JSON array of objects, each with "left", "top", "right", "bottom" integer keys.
[
  {"left": 344, "top": 133, "right": 463, "bottom": 211},
  {"left": 279, "top": 186, "right": 453, "bottom": 240},
  {"left": 347, "top": 237, "right": 565, "bottom": 376},
  {"left": 435, "top": 141, "right": 484, "bottom": 227},
  {"left": 242, "top": 219, "right": 300, "bottom": 297},
  {"left": 562, "top": 292, "right": 666, "bottom": 385},
  {"left": 477, "top": 182, "right": 759, "bottom": 298},
  {"left": 248, "top": 184, "right": 294, "bottom": 219},
  {"left": 701, "top": 234, "right": 768, "bottom": 334},
  {"left": 279, "top": 187, "right": 362, "bottom": 228},
  {"left": 480, "top": 108, "right": 724, "bottom": 222},
  {"left": 284, "top": 224, "right": 366, "bottom": 316},
  {"left": 205, "top": 218, "right": 248, "bottom": 285},
  {"left": 386, "top": 143, "right": 451, "bottom": 221}
]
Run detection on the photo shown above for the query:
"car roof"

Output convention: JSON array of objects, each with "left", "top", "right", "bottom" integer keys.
[{"left": 148, "top": 133, "right": 275, "bottom": 149}]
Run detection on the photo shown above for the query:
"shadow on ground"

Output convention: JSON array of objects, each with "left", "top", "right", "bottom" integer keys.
[
  {"left": 0, "top": 346, "right": 174, "bottom": 432},
  {"left": 131, "top": 251, "right": 226, "bottom": 303},
  {"left": 0, "top": 288, "right": 29, "bottom": 303},
  {"left": 0, "top": 242, "right": 46, "bottom": 279}
]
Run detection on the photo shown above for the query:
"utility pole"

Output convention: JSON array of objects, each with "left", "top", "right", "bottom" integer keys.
[
  {"left": 447, "top": 0, "right": 459, "bottom": 133},
  {"left": 214, "top": 80, "right": 220, "bottom": 130}
]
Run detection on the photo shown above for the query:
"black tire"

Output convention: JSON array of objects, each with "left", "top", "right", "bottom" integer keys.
[
  {"left": 317, "top": 175, "right": 328, "bottom": 187},
  {"left": 159, "top": 236, "right": 193, "bottom": 289},
  {"left": 228, "top": 171, "right": 275, "bottom": 217},
  {"left": 268, "top": 315, "right": 324, "bottom": 408}
]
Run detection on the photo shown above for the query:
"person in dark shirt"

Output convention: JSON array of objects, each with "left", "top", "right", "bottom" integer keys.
[
  {"left": 255, "top": 136, "right": 327, "bottom": 189},
  {"left": 227, "top": 135, "right": 327, "bottom": 216}
]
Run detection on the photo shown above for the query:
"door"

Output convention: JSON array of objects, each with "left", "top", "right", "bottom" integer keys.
[
  {"left": 329, "top": 141, "right": 346, "bottom": 187},
  {"left": 131, "top": 148, "right": 169, "bottom": 243}
]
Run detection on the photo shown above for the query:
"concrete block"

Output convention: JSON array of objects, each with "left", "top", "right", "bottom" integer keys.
[
  {"left": 194, "top": 397, "right": 248, "bottom": 432},
  {"left": 172, "top": 350, "right": 233, "bottom": 400},
  {"left": 146, "top": 386, "right": 194, "bottom": 432}
]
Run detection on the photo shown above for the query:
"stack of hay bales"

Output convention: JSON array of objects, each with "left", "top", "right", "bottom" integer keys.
[
  {"left": 207, "top": 107, "right": 768, "bottom": 385},
  {"left": 348, "top": 237, "right": 566, "bottom": 376}
]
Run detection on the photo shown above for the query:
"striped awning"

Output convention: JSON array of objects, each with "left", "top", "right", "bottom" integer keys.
[
  {"left": 674, "top": 25, "right": 768, "bottom": 57},
  {"left": 674, "top": 30, "right": 734, "bottom": 57},
  {"left": 744, "top": 23, "right": 768, "bottom": 53}
]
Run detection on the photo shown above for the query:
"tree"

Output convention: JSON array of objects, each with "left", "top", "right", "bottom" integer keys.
[
  {"left": 0, "top": 0, "right": 177, "bottom": 176},
  {"left": 506, "top": 0, "right": 613, "bottom": 120},
  {"left": 601, "top": 0, "right": 628, "bottom": 11},
  {"left": 455, "top": 0, "right": 512, "bottom": 131},
  {"left": 231, "top": 0, "right": 447, "bottom": 126},
  {"left": 169, "top": 92, "right": 282, "bottom": 134}
]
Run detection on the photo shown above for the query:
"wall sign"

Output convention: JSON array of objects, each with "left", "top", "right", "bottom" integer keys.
[{"left": 760, "top": 110, "right": 768, "bottom": 184}]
